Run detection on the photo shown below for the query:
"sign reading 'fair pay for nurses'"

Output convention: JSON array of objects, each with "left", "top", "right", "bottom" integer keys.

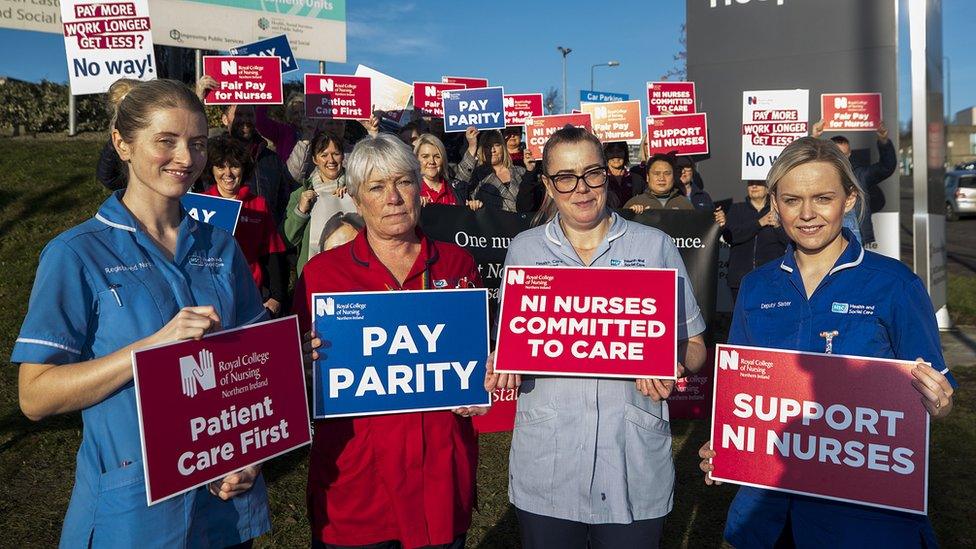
[
  {"left": 132, "top": 316, "right": 312, "bottom": 506},
  {"left": 495, "top": 266, "right": 678, "bottom": 379},
  {"left": 709, "top": 344, "right": 929, "bottom": 514},
  {"left": 312, "top": 289, "right": 492, "bottom": 418},
  {"left": 203, "top": 55, "right": 284, "bottom": 105}
]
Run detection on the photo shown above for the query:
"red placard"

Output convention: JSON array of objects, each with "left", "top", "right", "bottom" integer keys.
[
  {"left": 821, "top": 93, "right": 882, "bottom": 131},
  {"left": 503, "top": 93, "right": 544, "bottom": 127},
  {"left": 472, "top": 388, "right": 518, "bottom": 434},
  {"left": 495, "top": 266, "right": 677, "bottom": 379},
  {"left": 580, "top": 99, "right": 643, "bottom": 143},
  {"left": 668, "top": 348, "right": 714, "bottom": 419},
  {"left": 524, "top": 113, "right": 593, "bottom": 158},
  {"left": 413, "top": 81, "right": 465, "bottom": 118},
  {"left": 709, "top": 344, "right": 929, "bottom": 514},
  {"left": 202, "top": 55, "right": 283, "bottom": 105},
  {"left": 132, "top": 316, "right": 312, "bottom": 505},
  {"left": 646, "top": 113, "right": 709, "bottom": 157},
  {"left": 647, "top": 81, "right": 697, "bottom": 115},
  {"left": 304, "top": 74, "right": 371, "bottom": 120},
  {"left": 442, "top": 75, "right": 488, "bottom": 88}
]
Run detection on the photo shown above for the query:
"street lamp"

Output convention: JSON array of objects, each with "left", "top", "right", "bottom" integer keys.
[
  {"left": 943, "top": 55, "right": 951, "bottom": 122},
  {"left": 557, "top": 46, "right": 572, "bottom": 113},
  {"left": 590, "top": 61, "right": 620, "bottom": 91}
]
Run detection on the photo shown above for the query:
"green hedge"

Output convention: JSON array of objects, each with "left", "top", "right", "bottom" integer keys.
[{"left": 0, "top": 80, "right": 113, "bottom": 134}]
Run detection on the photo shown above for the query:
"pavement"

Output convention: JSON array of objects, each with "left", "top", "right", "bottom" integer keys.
[{"left": 941, "top": 325, "right": 976, "bottom": 369}]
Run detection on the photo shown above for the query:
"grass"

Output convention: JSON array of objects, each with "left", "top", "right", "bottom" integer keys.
[
  {"left": 0, "top": 138, "right": 973, "bottom": 548},
  {"left": 948, "top": 274, "right": 976, "bottom": 326}
]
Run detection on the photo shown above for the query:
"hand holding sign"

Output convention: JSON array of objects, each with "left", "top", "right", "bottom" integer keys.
[
  {"left": 910, "top": 358, "right": 954, "bottom": 418},
  {"left": 209, "top": 464, "right": 260, "bottom": 500},
  {"left": 698, "top": 440, "right": 722, "bottom": 485}
]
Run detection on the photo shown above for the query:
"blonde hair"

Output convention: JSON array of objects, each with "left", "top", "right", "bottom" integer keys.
[
  {"left": 477, "top": 130, "right": 512, "bottom": 169},
  {"left": 766, "top": 136, "right": 864, "bottom": 219},
  {"left": 413, "top": 133, "right": 450, "bottom": 182}
]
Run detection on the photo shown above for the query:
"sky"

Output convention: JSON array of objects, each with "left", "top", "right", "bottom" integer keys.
[{"left": 1, "top": 0, "right": 974, "bottom": 121}]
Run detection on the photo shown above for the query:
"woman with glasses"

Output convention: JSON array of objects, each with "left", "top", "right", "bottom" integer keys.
[{"left": 485, "top": 126, "right": 707, "bottom": 548}]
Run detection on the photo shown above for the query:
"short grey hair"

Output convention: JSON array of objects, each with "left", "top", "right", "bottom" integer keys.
[
  {"left": 766, "top": 136, "right": 865, "bottom": 219},
  {"left": 345, "top": 132, "right": 421, "bottom": 198}
]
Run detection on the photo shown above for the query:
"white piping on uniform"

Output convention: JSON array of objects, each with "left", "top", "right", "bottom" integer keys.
[
  {"left": 606, "top": 214, "right": 626, "bottom": 242},
  {"left": 16, "top": 338, "right": 80, "bottom": 355},
  {"left": 545, "top": 219, "right": 562, "bottom": 247},
  {"left": 95, "top": 213, "right": 136, "bottom": 232},
  {"left": 828, "top": 245, "right": 865, "bottom": 276}
]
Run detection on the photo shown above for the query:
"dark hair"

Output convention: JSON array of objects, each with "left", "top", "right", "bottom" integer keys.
[
  {"left": 541, "top": 125, "right": 605, "bottom": 175},
  {"left": 675, "top": 156, "right": 694, "bottom": 169},
  {"left": 399, "top": 120, "right": 425, "bottom": 136},
  {"left": 830, "top": 135, "right": 850, "bottom": 146},
  {"left": 311, "top": 130, "right": 345, "bottom": 157},
  {"left": 646, "top": 153, "right": 678, "bottom": 173},
  {"left": 477, "top": 130, "right": 512, "bottom": 168},
  {"left": 113, "top": 79, "right": 205, "bottom": 143},
  {"left": 603, "top": 142, "right": 629, "bottom": 165},
  {"left": 204, "top": 137, "right": 254, "bottom": 188},
  {"left": 502, "top": 126, "right": 523, "bottom": 138}
]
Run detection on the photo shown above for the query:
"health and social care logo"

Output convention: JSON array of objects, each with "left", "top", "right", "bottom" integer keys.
[{"left": 180, "top": 349, "right": 216, "bottom": 398}]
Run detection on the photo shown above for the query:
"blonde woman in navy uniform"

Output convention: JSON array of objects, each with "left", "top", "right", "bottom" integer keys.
[{"left": 699, "top": 137, "right": 956, "bottom": 548}]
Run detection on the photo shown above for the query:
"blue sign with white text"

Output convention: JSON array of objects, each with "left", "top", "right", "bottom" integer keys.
[
  {"left": 181, "top": 193, "right": 242, "bottom": 235},
  {"left": 229, "top": 34, "right": 298, "bottom": 73},
  {"left": 580, "top": 89, "right": 630, "bottom": 103},
  {"left": 441, "top": 86, "right": 506, "bottom": 132},
  {"left": 312, "top": 289, "right": 491, "bottom": 418}
]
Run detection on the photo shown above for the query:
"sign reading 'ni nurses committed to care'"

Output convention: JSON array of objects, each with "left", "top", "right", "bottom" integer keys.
[
  {"left": 646, "top": 81, "right": 697, "bottom": 116},
  {"left": 304, "top": 74, "right": 371, "bottom": 120},
  {"left": 441, "top": 86, "right": 507, "bottom": 133},
  {"left": 311, "top": 289, "right": 492, "bottom": 418},
  {"left": 413, "top": 81, "right": 466, "bottom": 118},
  {"left": 709, "top": 344, "right": 929, "bottom": 514},
  {"left": 132, "top": 316, "right": 312, "bottom": 506},
  {"left": 524, "top": 113, "right": 593, "bottom": 159},
  {"left": 60, "top": 0, "right": 156, "bottom": 95},
  {"left": 495, "top": 267, "right": 678, "bottom": 379},
  {"left": 202, "top": 56, "right": 283, "bottom": 105},
  {"left": 229, "top": 34, "right": 298, "bottom": 74},
  {"left": 646, "top": 113, "right": 710, "bottom": 157},
  {"left": 181, "top": 192, "right": 242, "bottom": 235},
  {"left": 821, "top": 93, "right": 882, "bottom": 131}
]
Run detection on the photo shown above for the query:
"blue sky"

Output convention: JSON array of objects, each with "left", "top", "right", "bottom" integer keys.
[{"left": 2, "top": 1, "right": 974, "bottom": 120}]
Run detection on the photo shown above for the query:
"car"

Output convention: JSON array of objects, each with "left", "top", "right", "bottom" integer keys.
[
  {"left": 945, "top": 170, "right": 976, "bottom": 221},
  {"left": 954, "top": 160, "right": 976, "bottom": 171}
]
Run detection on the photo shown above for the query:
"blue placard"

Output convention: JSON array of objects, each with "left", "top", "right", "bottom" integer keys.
[
  {"left": 311, "top": 289, "right": 491, "bottom": 418},
  {"left": 441, "top": 86, "right": 506, "bottom": 133},
  {"left": 181, "top": 192, "right": 243, "bottom": 235},
  {"left": 229, "top": 34, "right": 298, "bottom": 74},
  {"left": 580, "top": 89, "right": 630, "bottom": 103}
]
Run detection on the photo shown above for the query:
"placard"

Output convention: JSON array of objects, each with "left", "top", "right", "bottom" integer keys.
[
  {"left": 60, "top": 0, "right": 156, "bottom": 95},
  {"left": 354, "top": 64, "right": 412, "bottom": 123},
  {"left": 304, "top": 74, "right": 371, "bottom": 120},
  {"left": 646, "top": 113, "right": 710, "bottom": 156},
  {"left": 709, "top": 344, "right": 929, "bottom": 514},
  {"left": 311, "top": 289, "right": 491, "bottom": 418},
  {"left": 821, "top": 92, "right": 883, "bottom": 131},
  {"left": 581, "top": 100, "right": 643, "bottom": 144},
  {"left": 524, "top": 113, "right": 593, "bottom": 159},
  {"left": 441, "top": 86, "right": 506, "bottom": 133},
  {"left": 181, "top": 192, "right": 242, "bottom": 235},
  {"left": 495, "top": 266, "right": 678, "bottom": 379},
  {"left": 741, "top": 89, "right": 809, "bottom": 180},
  {"left": 442, "top": 75, "right": 489, "bottom": 88},
  {"left": 503, "top": 93, "right": 544, "bottom": 127},
  {"left": 229, "top": 34, "right": 298, "bottom": 74},
  {"left": 646, "top": 81, "right": 696, "bottom": 115},
  {"left": 202, "top": 55, "right": 283, "bottom": 105},
  {"left": 413, "top": 81, "right": 466, "bottom": 118},
  {"left": 132, "top": 316, "right": 311, "bottom": 505}
]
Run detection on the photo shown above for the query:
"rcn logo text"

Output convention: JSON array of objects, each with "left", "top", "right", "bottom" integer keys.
[
  {"left": 506, "top": 269, "right": 525, "bottom": 285},
  {"left": 316, "top": 296, "right": 335, "bottom": 316},
  {"left": 180, "top": 349, "right": 216, "bottom": 398},
  {"left": 718, "top": 349, "right": 740, "bottom": 371},
  {"left": 220, "top": 60, "right": 238, "bottom": 76}
]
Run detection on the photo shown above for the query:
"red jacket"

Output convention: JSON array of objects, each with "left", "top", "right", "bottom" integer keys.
[
  {"left": 293, "top": 228, "right": 481, "bottom": 548},
  {"left": 203, "top": 185, "right": 286, "bottom": 288}
]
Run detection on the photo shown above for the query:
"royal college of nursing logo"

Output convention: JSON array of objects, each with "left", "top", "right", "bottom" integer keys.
[
  {"left": 317, "top": 296, "right": 336, "bottom": 316},
  {"left": 179, "top": 349, "right": 217, "bottom": 398},
  {"left": 718, "top": 348, "right": 740, "bottom": 371},
  {"left": 506, "top": 269, "right": 526, "bottom": 285}
]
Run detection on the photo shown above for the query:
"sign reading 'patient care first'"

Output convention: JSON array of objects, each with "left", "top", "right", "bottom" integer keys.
[
  {"left": 495, "top": 266, "right": 678, "bottom": 379},
  {"left": 132, "top": 316, "right": 311, "bottom": 506},
  {"left": 311, "top": 289, "right": 492, "bottom": 418}
]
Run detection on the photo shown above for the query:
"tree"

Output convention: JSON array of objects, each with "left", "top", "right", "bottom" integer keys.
[
  {"left": 661, "top": 23, "right": 687, "bottom": 81},
  {"left": 544, "top": 86, "right": 561, "bottom": 115}
]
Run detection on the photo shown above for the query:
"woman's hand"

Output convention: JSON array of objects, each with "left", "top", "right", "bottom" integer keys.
[
  {"left": 195, "top": 75, "right": 218, "bottom": 102},
  {"left": 911, "top": 358, "right": 954, "bottom": 418},
  {"left": 523, "top": 149, "right": 537, "bottom": 172},
  {"left": 811, "top": 119, "right": 825, "bottom": 138},
  {"left": 263, "top": 298, "right": 281, "bottom": 317},
  {"left": 302, "top": 330, "right": 323, "bottom": 370},
  {"left": 484, "top": 351, "right": 521, "bottom": 391},
  {"left": 628, "top": 204, "right": 649, "bottom": 215},
  {"left": 714, "top": 207, "right": 726, "bottom": 227},
  {"left": 466, "top": 200, "right": 483, "bottom": 211},
  {"left": 209, "top": 465, "right": 260, "bottom": 500},
  {"left": 359, "top": 105, "right": 381, "bottom": 135},
  {"left": 465, "top": 126, "right": 479, "bottom": 157},
  {"left": 148, "top": 306, "right": 221, "bottom": 346},
  {"left": 298, "top": 189, "right": 318, "bottom": 214},
  {"left": 333, "top": 185, "right": 348, "bottom": 199},
  {"left": 635, "top": 378, "right": 675, "bottom": 400},
  {"left": 420, "top": 196, "right": 432, "bottom": 207},
  {"left": 698, "top": 440, "right": 722, "bottom": 485},
  {"left": 453, "top": 406, "right": 489, "bottom": 417}
]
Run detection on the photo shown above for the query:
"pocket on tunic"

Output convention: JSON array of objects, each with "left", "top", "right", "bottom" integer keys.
[
  {"left": 510, "top": 406, "right": 557, "bottom": 505},
  {"left": 624, "top": 403, "right": 671, "bottom": 436},
  {"left": 623, "top": 405, "right": 674, "bottom": 508},
  {"left": 91, "top": 461, "right": 180, "bottom": 546}
]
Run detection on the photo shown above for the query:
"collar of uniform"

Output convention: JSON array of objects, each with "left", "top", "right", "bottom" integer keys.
[
  {"left": 350, "top": 226, "right": 439, "bottom": 275},
  {"left": 779, "top": 227, "right": 864, "bottom": 275},
  {"left": 543, "top": 211, "right": 627, "bottom": 264},
  {"left": 94, "top": 190, "right": 139, "bottom": 232}
]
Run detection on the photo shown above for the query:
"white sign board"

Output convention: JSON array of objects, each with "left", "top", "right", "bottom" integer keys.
[{"left": 741, "top": 89, "right": 809, "bottom": 180}]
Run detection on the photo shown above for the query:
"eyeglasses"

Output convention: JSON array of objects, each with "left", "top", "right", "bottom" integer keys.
[{"left": 546, "top": 167, "right": 609, "bottom": 194}]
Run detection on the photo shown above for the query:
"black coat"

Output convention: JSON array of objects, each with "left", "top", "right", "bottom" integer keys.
[{"left": 722, "top": 199, "right": 789, "bottom": 289}]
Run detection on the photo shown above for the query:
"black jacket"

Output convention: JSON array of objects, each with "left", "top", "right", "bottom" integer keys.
[
  {"left": 853, "top": 139, "right": 897, "bottom": 244},
  {"left": 722, "top": 199, "right": 789, "bottom": 289},
  {"left": 96, "top": 140, "right": 127, "bottom": 191},
  {"left": 468, "top": 164, "right": 542, "bottom": 213}
]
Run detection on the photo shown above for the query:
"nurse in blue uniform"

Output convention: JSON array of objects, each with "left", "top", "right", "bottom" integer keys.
[
  {"left": 11, "top": 79, "right": 271, "bottom": 548},
  {"left": 699, "top": 137, "right": 957, "bottom": 548}
]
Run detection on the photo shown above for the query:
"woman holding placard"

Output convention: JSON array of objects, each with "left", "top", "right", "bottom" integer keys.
[
  {"left": 12, "top": 79, "right": 271, "bottom": 547},
  {"left": 485, "top": 126, "right": 707, "bottom": 547},
  {"left": 293, "top": 133, "right": 485, "bottom": 549},
  {"left": 698, "top": 137, "right": 956, "bottom": 547}
]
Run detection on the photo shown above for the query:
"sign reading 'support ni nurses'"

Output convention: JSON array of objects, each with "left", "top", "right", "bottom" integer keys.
[
  {"left": 180, "top": 192, "right": 242, "bottom": 235},
  {"left": 132, "top": 316, "right": 311, "bottom": 506},
  {"left": 312, "top": 289, "right": 492, "bottom": 418},
  {"left": 709, "top": 344, "right": 929, "bottom": 514},
  {"left": 60, "top": 0, "right": 157, "bottom": 95},
  {"left": 741, "top": 89, "right": 809, "bottom": 180},
  {"left": 304, "top": 74, "right": 371, "bottom": 120},
  {"left": 821, "top": 93, "right": 882, "bottom": 132},
  {"left": 646, "top": 113, "right": 710, "bottom": 157},
  {"left": 495, "top": 266, "right": 678, "bottom": 379},
  {"left": 202, "top": 55, "right": 283, "bottom": 105}
]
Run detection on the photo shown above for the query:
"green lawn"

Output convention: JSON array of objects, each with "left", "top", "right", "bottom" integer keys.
[{"left": 0, "top": 138, "right": 972, "bottom": 548}]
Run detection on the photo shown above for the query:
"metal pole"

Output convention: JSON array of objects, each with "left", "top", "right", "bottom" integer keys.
[
  {"left": 590, "top": 65, "right": 595, "bottom": 91},
  {"left": 562, "top": 55, "right": 568, "bottom": 113},
  {"left": 68, "top": 88, "right": 77, "bottom": 137},
  {"left": 943, "top": 55, "right": 950, "bottom": 122},
  {"left": 319, "top": 60, "right": 326, "bottom": 73},
  {"left": 194, "top": 49, "right": 202, "bottom": 82}
]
